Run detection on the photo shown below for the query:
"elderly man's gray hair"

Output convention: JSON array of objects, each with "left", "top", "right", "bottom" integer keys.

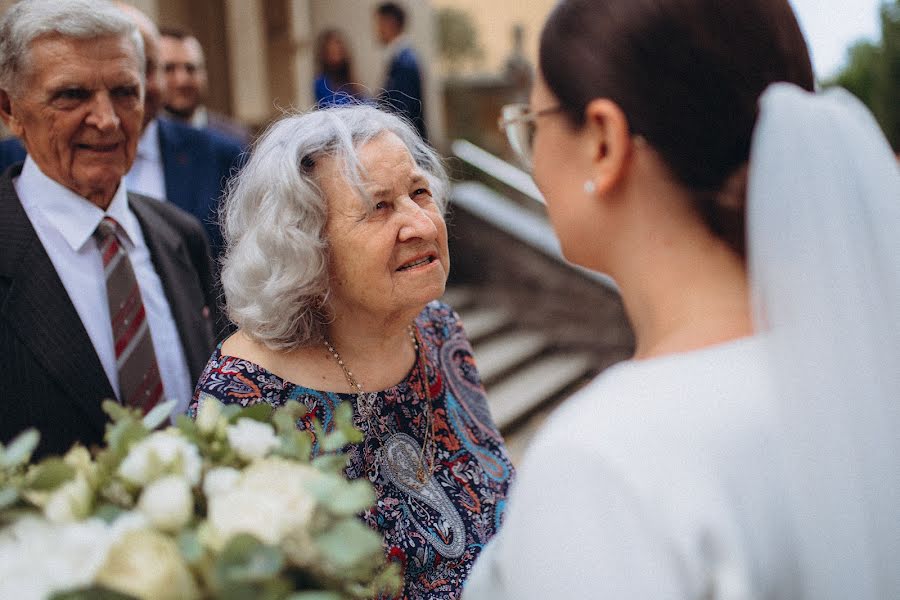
[
  {"left": 0, "top": 0, "right": 144, "bottom": 95},
  {"left": 221, "top": 104, "right": 449, "bottom": 351}
]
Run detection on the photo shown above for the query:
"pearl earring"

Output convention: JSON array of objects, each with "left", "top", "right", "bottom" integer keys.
[{"left": 583, "top": 180, "right": 597, "bottom": 195}]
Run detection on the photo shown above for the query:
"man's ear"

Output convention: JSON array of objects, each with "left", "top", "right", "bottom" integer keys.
[
  {"left": 582, "top": 98, "right": 632, "bottom": 196},
  {"left": 0, "top": 89, "right": 23, "bottom": 138}
]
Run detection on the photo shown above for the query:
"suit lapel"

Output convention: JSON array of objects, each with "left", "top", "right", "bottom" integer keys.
[{"left": 0, "top": 168, "right": 113, "bottom": 434}]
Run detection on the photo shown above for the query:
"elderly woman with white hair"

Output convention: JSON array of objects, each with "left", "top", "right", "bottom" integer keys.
[{"left": 190, "top": 105, "right": 514, "bottom": 599}]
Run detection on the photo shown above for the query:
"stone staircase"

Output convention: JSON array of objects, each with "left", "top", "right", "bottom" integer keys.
[{"left": 441, "top": 286, "right": 599, "bottom": 457}]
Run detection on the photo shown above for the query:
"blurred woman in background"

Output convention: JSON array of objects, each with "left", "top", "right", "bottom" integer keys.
[{"left": 314, "top": 29, "right": 367, "bottom": 107}]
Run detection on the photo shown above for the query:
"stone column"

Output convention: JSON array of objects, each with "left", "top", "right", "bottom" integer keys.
[{"left": 223, "top": 0, "right": 271, "bottom": 126}]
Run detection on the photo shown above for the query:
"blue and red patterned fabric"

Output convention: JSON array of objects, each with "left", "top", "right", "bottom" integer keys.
[{"left": 190, "top": 301, "right": 514, "bottom": 599}]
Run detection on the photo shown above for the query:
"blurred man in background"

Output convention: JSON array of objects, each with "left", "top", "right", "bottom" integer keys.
[
  {"left": 374, "top": 2, "right": 427, "bottom": 141},
  {"left": 159, "top": 27, "right": 251, "bottom": 146}
]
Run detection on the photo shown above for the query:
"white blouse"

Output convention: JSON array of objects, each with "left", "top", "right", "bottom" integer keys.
[{"left": 464, "top": 336, "right": 801, "bottom": 599}]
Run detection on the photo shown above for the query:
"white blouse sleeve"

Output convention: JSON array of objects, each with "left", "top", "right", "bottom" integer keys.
[{"left": 464, "top": 431, "right": 687, "bottom": 600}]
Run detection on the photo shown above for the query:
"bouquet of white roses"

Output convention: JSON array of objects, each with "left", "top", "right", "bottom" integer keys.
[{"left": 0, "top": 396, "right": 401, "bottom": 600}]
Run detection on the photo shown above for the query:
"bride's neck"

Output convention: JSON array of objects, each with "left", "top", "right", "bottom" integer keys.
[{"left": 619, "top": 232, "right": 753, "bottom": 360}]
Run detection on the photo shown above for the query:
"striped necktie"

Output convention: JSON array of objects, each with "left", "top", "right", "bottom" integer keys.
[{"left": 94, "top": 217, "right": 164, "bottom": 413}]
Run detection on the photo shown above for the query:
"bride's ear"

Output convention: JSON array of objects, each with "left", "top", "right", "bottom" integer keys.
[{"left": 582, "top": 99, "right": 632, "bottom": 196}]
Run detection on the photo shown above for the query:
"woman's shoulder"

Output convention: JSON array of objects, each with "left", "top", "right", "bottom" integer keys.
[
  {"left": 189, "top": 343, "right": 297, "bottom": 415},
  {"left": 415, "top": 299, "right": 466, "bottom": 345},
  {"left": 526, "top": 335, "right": 776, "bottom": 477}
]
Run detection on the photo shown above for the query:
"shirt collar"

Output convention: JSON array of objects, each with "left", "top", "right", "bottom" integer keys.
[
  {"left": 136, "top": 118, "right": 160, "bottom": 161},
  {"left": 190, "top": 105, "right": 208, "bottom": 129},
  {"left": 17, "top": 155, "right": 138, "bottom": 252},
  {"left": 385, "top": 34, "right": 409, "bottom": 59}
]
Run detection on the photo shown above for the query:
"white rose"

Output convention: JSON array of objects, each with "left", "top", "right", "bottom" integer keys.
[
  {"left": 226, "top": 418, "right": 279, "bottom": 462},
  {"left": 0, "top": 514, "right": 145, "bottom": 600},
  {"left": 118, "top": 430, "right": 202, "bottom": 487},
  {"left": 206, "top": 457, "right": 319, "bottom": 550},
  {"left": 137, "top": 475, "right": 193, "bottom": 532},
  {"left": 195, "top": 393, "right": 224, "bottom": 434},
  {"left": 202, "top": 466, "right": 241, "bottom": 498},
  {"left": 44, "top": 473, "right": 92, "bottom": 523},
  {"left": 95, "top": 528, "right": 199, "bottom": 600}
]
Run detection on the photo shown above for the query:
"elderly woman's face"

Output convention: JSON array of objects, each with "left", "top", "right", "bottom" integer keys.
[{"left": 322, "top": 132, "right": 450, "bottom": 322}]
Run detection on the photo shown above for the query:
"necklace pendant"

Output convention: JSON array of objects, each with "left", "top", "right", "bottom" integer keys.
[{"left": 417, "top": 467, "right": 427, "bottom": 484}]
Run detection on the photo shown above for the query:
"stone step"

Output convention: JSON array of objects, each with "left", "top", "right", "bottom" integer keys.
[
  {"left": 472, "top": 330, "right": 548, "bottom": 386},
  {"left": 457, "top": 305, "right": 514, "bottom": 343},
  {"left": 440, "top": 286, "right": 478, "bottom": 312},
  {"left": 487, "top": 352, "right": 596, "bottom": 432}
]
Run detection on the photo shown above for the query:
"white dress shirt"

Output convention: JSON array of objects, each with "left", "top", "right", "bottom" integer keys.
[
  {"left": 15, "top": 157, "right": 193, "bottom": 415},
  {"left": 125, "top": 119, "right": 167, "bottom": 201}
]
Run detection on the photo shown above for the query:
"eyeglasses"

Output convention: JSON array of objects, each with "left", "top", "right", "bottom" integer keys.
[{"left": 497, "top": 103, "right": 564, "bottom": 171}]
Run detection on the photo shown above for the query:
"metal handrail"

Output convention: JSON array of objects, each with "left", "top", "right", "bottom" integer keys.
[
  {"left": 450, "top": 139, "right": 545, "bottom": 206},
  {"left": 450, "top": 139, "right": 618, "bottom": 291}
]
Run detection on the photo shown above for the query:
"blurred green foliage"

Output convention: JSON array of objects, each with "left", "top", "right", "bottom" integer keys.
[{"left": 825, "top": 1, "right": 900, "bottom": 150}]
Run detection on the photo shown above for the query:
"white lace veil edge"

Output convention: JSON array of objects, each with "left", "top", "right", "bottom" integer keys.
[{"left": 747, "top": 83, "right": 900, "bottom": 599}]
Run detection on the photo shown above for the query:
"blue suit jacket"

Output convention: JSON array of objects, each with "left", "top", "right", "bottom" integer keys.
[
  {"left": 380, "top": 46, "right": 427, "bottom": 141},
  {"left": 0, "top": 120, "right": 245, "bottom": 257},
  {"left": 0, "top": 137, "right": 26, "bottom": 171},
  {"left": 156, "top": 118, "right": 245, "bottom": 256}
]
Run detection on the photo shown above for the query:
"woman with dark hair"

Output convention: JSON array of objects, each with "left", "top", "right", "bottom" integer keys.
[
  {"left": 314, "top": 29, "right": 366, "bottom": 106},
  {"left": 464, "top": 0, "right": 900, "bottom": 598}
]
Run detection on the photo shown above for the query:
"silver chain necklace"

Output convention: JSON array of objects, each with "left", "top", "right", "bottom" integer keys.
[{"left": 323, "top": 324, "right": 436, "bottom": 487}]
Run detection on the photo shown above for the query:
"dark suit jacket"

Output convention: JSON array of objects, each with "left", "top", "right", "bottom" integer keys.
[
  {"left": 0, "top": 137, "right": 26, "bottom": 171},
  {"left": 380, "top": 46, "right": 427, "bottom": 141},
  {"left": 0, "top": 163, "right": 218, "bottom": 458},
  {"left": 156, "top": 118, "right": 245, "bottom": 257}
]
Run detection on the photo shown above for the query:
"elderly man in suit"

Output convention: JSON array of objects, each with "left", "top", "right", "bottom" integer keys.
[
  {"left": 0, "top": 5, "right": 244, "bottom": 260},
  {"left": 0, "top": 0, "right": 217, "bottom": 458}
]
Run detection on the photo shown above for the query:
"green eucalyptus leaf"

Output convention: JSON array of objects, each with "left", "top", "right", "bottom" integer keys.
[
  {"left": 92, "top": 504, "right": 126, "bottom": 523},
  {"left": 142, "top": 400, "right": 176, "bottom": 431},
  {"left": 177, "top": 529, "right": 205, "bottom": 563},
  {"left": 27, "top": 459, "right": 76, "bottom": 491},
  {"left": 0, "top": 429, "right": 40, "bottom": 468},
  {"left": 101, "top": 399, "right": 131, "bottom": 423},
  {"left": 332, "top": 402, "right": 364, "bottom": 445},
  {"left": 284, "top": 592, "right": 343, "bottom": 600},
  {"left": 218, "top": 533, "right": 285, "bottom": 582},
  {"left": 105, "top": 421, "right": 148, "bottom": 458},
  {"left": 315, "top": 519, "right": 384, "bottom": 571},
  {"left": 324, "top": 479, "right": 375, "bottom": 516},
  {"left": 174, "top": 414, "right": 200, "bottom": 441},
  {"left": 51, "top": 585, "right": 137, "bottom": 599},
  {"left": 311, "top": 454, "right": 349, "bottom": 474},
  {"left": 273, "top": 410, "right": 298, "bottom": 434},
  {"left": 237, "top": 403, "right": 274, "bottom": 423},
  {"left": 320, "top": 430, "right": 350, "bottom": 453},
  {"left": 0, "top": 486, "right": 19, "bottom": 510},
  {"left": 276, "top": 430, "right": 313, "bottom": 462},
  {"left": 280, "top": 400, "right": 308, "bottom": 419},
  {"left": 220, "top": 403, "right": 241, "bottom": 421}
]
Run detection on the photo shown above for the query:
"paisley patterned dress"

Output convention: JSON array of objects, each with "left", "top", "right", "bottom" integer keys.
[{"left": 190, "top": 301, "right": 515, "bottom": 599}]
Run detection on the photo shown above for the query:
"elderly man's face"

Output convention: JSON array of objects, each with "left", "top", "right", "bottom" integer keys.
[{"left": 1, "top": 34, "right": 143, "bottom": 207}]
